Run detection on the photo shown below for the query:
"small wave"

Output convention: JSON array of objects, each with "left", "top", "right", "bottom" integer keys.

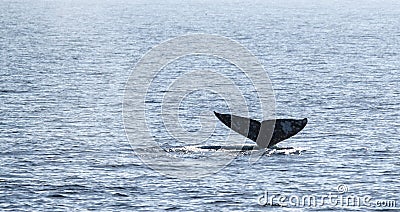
[
  {"left": 112, "top": 192, "right": 129, "bottom": 197},
  {"left": 47, "top": 193, "right": 67, "bottom": 198}
]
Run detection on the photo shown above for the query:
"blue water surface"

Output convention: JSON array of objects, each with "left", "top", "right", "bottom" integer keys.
[{"left": 1, "top": 0, "right": 399, "bottom": 211}]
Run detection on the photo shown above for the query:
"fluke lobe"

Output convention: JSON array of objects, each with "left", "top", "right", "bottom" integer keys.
[{"left": 214, "top": 111, "right": 307, "bottom": 148}]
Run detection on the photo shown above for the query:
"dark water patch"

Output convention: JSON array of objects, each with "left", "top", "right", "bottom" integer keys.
[
  {"left": 46, "top": 193, "right": 67, "bottom": 198},
  {"left": 165, "top": 206, "right": 181, "bottom": 210},
  {"left": 112, "top": 192, "right": 129, "bottom": 197}
]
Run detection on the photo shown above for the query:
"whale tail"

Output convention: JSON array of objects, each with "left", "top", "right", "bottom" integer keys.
[{"left": 214, "top": 111, "right": 307, "bottom": 148}]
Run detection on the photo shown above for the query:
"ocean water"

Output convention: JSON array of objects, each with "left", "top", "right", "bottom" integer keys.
[{"left": 1, "top": 0, "right": 399, "bottom": 211}]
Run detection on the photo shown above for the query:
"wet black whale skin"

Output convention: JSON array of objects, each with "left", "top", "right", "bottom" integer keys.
[{"left": 214, "top": 111, "right": 308, "bottom": 148}]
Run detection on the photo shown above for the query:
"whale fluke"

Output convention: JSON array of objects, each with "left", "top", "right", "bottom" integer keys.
[{"left": 214, "top": 111, "right": 307, "bottom": 148}]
